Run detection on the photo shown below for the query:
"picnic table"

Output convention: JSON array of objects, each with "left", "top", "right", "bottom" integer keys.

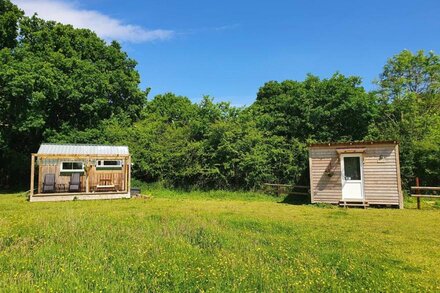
[{"left": 93, "top": 178, "right": 119, "bottom": 192}]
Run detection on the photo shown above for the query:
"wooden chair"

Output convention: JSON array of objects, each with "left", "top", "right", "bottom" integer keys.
[
  {"left": 42, "top": 174, "right": 56, "bottom": 193},
  {"left": 69, "top": 173, "right": 81, "bottom": 192}
]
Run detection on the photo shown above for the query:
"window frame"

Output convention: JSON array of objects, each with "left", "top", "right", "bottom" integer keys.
[
  {"left": 96, "top": 160, "right": 123, "bottom": 169},
  {"left": 343, "top": 156, "right": 362, "bottom": 181},
  {"left": 60, "top": 161, "right": 84, "bottom": 173}
]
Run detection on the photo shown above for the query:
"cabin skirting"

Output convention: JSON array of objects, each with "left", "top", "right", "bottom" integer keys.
[{"left": 30, "top": 192, "right": 131, "bottom": 202}]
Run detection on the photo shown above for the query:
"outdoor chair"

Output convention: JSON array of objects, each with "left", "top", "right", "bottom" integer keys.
[
  {"left": 42, "top": 173, "right": 56, "bottom": 193},
  {"left": 69, "top": 173, "right": 81, "bottom": 192}
]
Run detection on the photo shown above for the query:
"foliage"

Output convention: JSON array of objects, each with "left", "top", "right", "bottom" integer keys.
[
  {"left": 0, "top": 0, "right": 438, "bottom": 191},
  {"left": 1, "top": 193, "right": 440, "bottom": 291},
  {"left": 95, "top": 95, "right": 307, "bottom": 190},
  {"left": 368, "top": 50, "right": 440, "bottom": 186},
  {"left": 0, "top": 0, "right": 23, "bottom": 48},
  {"left": 252, "top": 73, "right": 377, "bottom": 142},
  {"left": 0, "top": 1, "right": 146, "bottom": 187}
]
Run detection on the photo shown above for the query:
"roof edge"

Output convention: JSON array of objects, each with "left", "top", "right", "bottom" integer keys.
[
  {"left": 308, "top": 140, "right": 398, "bottom": 147},
  {"left": 40, "top": 143, "right": 129, "bottom": 148}
]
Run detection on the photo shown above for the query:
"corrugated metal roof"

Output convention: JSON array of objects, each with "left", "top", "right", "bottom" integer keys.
[{"left": 37, "top": 143, "right": 129, "bottom": 155}]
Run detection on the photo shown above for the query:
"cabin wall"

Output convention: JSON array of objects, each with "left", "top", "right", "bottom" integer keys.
[
  {"left": 362, "top": 145, "right": 400, "bottom": 205},
  {"left": 309, "top": 144, "right": 401, "bottom": 206},
  {"left": 309, "top": 147, "right": 342, "bottom": 204},
  {"left": 38, "top": 160, "right": 127, "bottom": 193}
]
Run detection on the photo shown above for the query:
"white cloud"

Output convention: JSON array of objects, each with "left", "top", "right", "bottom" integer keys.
[
  {"left": 180, "top": 24, "right": 240, "bottom": 35},
  {"left": 13, "top": 0, "right": 174, "bottom": 43}
]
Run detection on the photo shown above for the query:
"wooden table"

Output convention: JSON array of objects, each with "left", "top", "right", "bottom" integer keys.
[{"left": 57, "top": 183, "right": 66, "bottom": 192}]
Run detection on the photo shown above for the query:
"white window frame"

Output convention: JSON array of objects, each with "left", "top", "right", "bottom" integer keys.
[
  {"left": 96, "top": 160, "right": 123, "bottom": 169},
  {"left": 60, "top": 161, "right": 84, "bottom": 172}
]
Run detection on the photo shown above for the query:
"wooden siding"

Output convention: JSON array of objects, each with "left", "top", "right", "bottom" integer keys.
[
  {"left": 38, "top": 162, "right": 127, "bottom": 193},
  {"left": 309, "top": 143, "right": 401, "bottom": 206},
  {"left": 362, "top": 145, "right": 399, "bottom": 205},
  {"left": 309, "top": 147, "right": 342, "bottom": 204}
]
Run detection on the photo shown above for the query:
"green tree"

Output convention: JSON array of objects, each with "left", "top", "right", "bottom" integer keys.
[
  {"left": 0, "top": 1, "right": 147, "bottom": 187},
  {"left": 0, "top": 0, "right": 23, "bottom": 49},
  {"left": 253, "top": 73, "right": 377, "bottom": 142},
  {"left": 144, "top": 92, "right": 198, "bottom": 125},
  {"left": 368, "top": 50, "right": 440, "bottom": 186}
]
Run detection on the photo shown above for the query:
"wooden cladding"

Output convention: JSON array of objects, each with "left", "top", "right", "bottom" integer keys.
[
  {"left": 31, "top": 154, "right": 131, "bottom": 197},
  {"left": 309, "top": 143, "right": 403, "bottom": 208},
  {"left": 336, "top": 148, "right": 366, "bottom": 154}
]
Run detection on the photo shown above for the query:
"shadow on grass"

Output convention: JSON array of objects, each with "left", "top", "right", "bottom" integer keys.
[
  {"left": 279, "top": 194, "right": 310, "bottom": 205},
  {"left": 0, "top": 189, "right": 27, "bottom": 195}
]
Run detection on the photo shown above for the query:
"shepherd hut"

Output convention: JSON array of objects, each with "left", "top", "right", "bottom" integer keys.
[{"left": 308, "top": 141, "right": 403, "bottom": 208}]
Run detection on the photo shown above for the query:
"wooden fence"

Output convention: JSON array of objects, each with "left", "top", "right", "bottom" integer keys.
[
  {"left": 263, "top": 183, "right": 310, "bottom": 197},
  {"left": 411, "top": 177, "right": 440, "bottom": 209}
]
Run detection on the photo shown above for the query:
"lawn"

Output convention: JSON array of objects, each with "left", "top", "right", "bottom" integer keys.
[{"left": 0, "top": 188, "right": 440, "bottom": 292}]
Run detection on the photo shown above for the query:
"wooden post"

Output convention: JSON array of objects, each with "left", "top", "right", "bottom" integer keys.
[
  {"left": 85, "top": 170, "right": 90, "bottom": 193},
  {"left": 127, "top": 156, "right": 131, "bottom": 195},
  {"left": 84, "top": 156, "right": 91, "bottom": 193},
  {"left": 122, "top": 157, "right": 128, "bottom": 191},
  {"left": 309, "top": 155, "right": 314, "bottom": 203},
  {"left": 416, "top": 177, "right": 421, "bottom": 209},
  {"left": 37, "top": 163, "right": 42, "bottom": 194},
  {"left": 30, "top": 154, "right": 35, "bottom": 198},
  {"left": 395, "top": 144, "right": 404, "bottom": 209}
]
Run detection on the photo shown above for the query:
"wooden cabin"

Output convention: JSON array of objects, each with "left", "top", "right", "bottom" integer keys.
[
  {"left": 308, "top": 141, "right": 403, "bottom": 208},
  {"left": 30, "top": 144, "right": 131, "bottom": 202}
]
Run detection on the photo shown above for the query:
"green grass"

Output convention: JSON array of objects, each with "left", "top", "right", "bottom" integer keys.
[{"left": 1, "top": 188, "right": 440, "bottom": 292}]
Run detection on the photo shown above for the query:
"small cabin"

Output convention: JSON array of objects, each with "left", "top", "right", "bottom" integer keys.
[
  {"left": 30, "top": 144, "right": 131, "bottom": 202},
  {"left": 308, "top": 141, "right": 403, "bottom": 208}
]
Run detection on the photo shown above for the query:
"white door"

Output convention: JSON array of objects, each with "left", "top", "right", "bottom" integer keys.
[{"left": 341, "top": 154, "right": 364, "bottom": 200}]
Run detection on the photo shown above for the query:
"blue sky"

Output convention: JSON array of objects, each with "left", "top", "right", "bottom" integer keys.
[{"left": 15, "top": 0, "right": 440, "bottom": 105}]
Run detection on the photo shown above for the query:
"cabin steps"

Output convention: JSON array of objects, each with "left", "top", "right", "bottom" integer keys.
[{"left": 338, "top": 200, "right": 369, "bottom": 209}]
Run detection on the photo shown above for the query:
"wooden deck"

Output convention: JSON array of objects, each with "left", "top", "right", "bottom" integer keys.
[{"left": 30, "top": 191, "right": 131, "bottom": 202}]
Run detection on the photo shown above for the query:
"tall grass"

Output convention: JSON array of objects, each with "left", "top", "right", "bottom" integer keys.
[
  {"left": 132, "top": 179, "right": 281, "bottom": 202},
  {"left": 0, "top": 190, "right": 439, "bottom": 291}
]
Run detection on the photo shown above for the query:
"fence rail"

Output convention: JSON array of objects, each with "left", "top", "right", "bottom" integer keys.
[
  {"left": 410, "top": 178, "right": 439, "bottom": 209},
  {"left": 411, "top": 186, "right": 440, "bottom": 191},
  {"left": 263, "top": 183, "right": 310, "bottom": 197}
]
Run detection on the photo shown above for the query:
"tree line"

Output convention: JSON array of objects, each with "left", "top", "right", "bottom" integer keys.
[{"left": 0, "top": 0, "right": 438, "bottom": 190}]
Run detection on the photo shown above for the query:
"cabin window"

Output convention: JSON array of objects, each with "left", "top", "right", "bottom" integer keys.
[
  {"left": 96, "top": 160, "right": 122, "bottom": 169},
  {"left": 343, "top": 157, "right": 361, "bottom": 180},
  {"left": 60, "top": 161, "right": 84, "bottom": 172}
]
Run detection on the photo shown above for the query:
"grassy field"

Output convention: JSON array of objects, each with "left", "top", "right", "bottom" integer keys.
[{"left": 1, "top": 187, "right": 440, "bottom": 292}]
